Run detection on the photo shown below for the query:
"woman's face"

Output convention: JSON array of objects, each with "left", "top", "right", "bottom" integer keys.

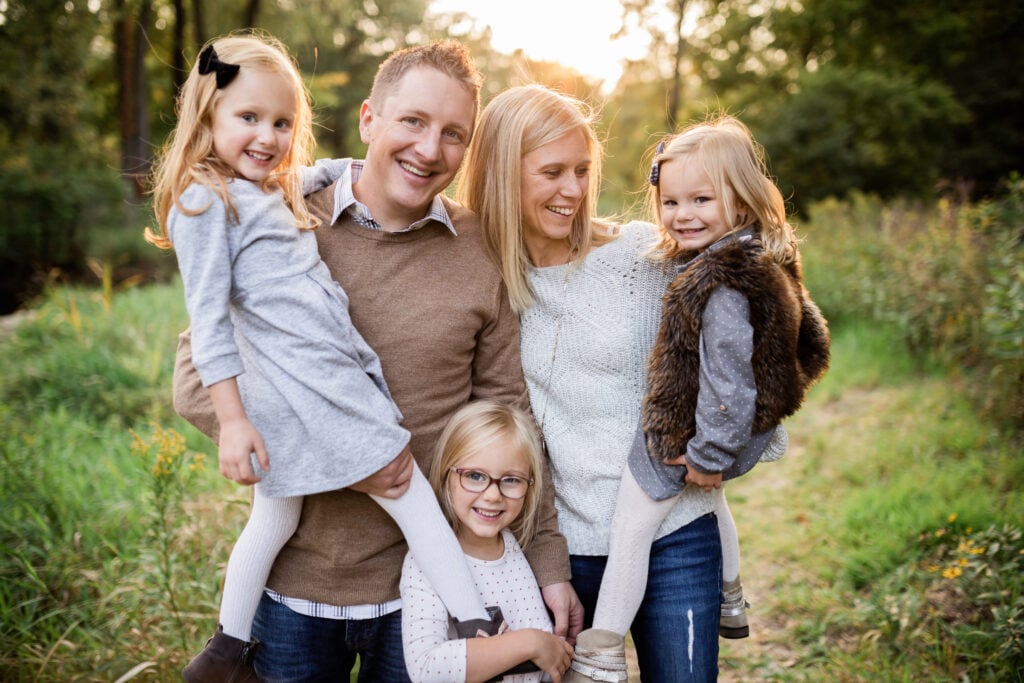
[{"left": 519, "top": 130, "right": 591, "bottom": 263}]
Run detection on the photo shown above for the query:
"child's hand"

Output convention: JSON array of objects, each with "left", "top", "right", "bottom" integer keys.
[
  {"left": 218, "top": 417, "right": 269, "bottom": 485},
  {"left": 529, "top": 630, "right": 574, "bottom": 682},
  {"left": 683, "top": 456, "right": 723, "bottom": 492}
]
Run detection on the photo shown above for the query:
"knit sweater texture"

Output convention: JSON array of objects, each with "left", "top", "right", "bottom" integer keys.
[
  {"left": 173, "top": 164, "right": 570, "bottom": 605},
  {"left": 520, "top": 221, "right": 717, "bottom": 556},
  {"left": 400, "top": 529, "right": 551, "bottom": 683}
]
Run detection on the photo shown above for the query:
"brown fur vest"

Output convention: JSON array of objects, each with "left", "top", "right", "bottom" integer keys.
[{"left": 643, "top": 236, "right": 830, "bottom": 463}]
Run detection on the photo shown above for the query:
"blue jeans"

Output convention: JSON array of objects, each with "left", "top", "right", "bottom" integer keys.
[
  {"left": 251, "top": 593, "right": 411, "bottom": 682},
  {"left": 571, "top": 512, "right": 722, "bottom": 683}
]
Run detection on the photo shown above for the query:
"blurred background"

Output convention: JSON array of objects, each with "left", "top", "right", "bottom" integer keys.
[
  {"left": 1, "top": 0, "right": 1021, "bottom": 313},
  {"left": 1, "top": 2, "right": 1022, "bottom": 681}
]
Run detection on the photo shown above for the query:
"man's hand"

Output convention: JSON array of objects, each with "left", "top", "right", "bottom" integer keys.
[
  {"left": 541, "top": 581, "right": 584, "bottom": 645},
  {"left": 348, "top": 444, "right": 415, "bottom": 499}
]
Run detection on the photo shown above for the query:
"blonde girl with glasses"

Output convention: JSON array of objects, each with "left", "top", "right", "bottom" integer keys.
[{"left": 401, "top": 400, "right": 575, "bottom": 682}]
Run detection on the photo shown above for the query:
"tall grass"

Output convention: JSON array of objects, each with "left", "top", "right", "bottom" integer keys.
[
  {"left": 0, "top": 280, "right": 244, "bottom": 681},
  {"left": 799, "top": 177, "right": 1024, "bottom": 427}
]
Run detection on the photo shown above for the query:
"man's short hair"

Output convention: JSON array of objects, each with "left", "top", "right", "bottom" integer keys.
[{"left": 368, "top": 40, "right": 482, "bottom": 115}]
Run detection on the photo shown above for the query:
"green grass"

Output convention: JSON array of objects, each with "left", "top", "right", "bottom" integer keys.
[
  {"left": 719, "top": 322, "right": 1023, "bottom": 681},
  {"left": 1, "top": 281, "right": 1021, "bottom": 681},
  {"left": 0, "top": 280, "right": 242, "bottom": 681}
]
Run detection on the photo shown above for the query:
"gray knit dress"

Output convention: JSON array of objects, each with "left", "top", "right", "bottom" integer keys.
[{"left": 168, "top": 179, "right": 409, "bottom": 498}]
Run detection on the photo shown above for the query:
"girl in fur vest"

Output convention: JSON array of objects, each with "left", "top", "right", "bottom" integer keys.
[{"left": 565, "top": 116, "right": 830, "bottom": 682}]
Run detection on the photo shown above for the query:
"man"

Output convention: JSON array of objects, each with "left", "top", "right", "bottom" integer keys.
[{"left": 173, "top": 40, "right": 582, "bottom": 680}]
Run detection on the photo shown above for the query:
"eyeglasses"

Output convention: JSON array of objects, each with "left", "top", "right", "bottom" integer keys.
[{"left": 451, "top": 468, "right": 533, "bottom": 500}]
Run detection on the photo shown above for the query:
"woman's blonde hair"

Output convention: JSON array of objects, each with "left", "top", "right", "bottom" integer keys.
[
  {"left": 428, "top": 400, "right": 544, "bottom": 550},
  {"left": 146, "top": 31, "right": 316, "bottom": 249},
  {"left": 457, "top": 84, "right": 616, "bottom": 312},
  {"left": 647, "top": 114, "right": 795, "bottom": 263}
]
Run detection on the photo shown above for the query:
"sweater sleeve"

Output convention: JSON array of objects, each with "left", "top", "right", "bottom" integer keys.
[
  {"left": 301, "top": 158, "right": 349, "bottom": 196},
  {"left": 686, "top": 285, "right": 757, "bottom": 473},
  {"left": 400, "top": 553, "right": 470, "bottom": 683},
  {"left": 168, "top": 187, "right": 244, "bottom": 387}
]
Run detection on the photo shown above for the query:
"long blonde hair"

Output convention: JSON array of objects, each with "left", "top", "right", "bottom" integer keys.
[
  {"left": 146, "top": 31, "right": 316, "bottom": 249},
  {"left": 429, "top": 400, "right": 544, "bottom": 551},
  {"left": 647, "top": 114, "right": 795, "bottom": 263},
  {"left": 457, "top": 85, "right": 616, "bottom": 312}
]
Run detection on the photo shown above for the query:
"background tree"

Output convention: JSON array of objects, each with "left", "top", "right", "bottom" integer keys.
[
  {"left": 113, "top": 0, "right": 152, "bottom": 199},
  {"left": 1, "top": 0, "right": 1020, "bottom": 315},
  {"left": 0, "top": 0, "right": 125, "bottom": 314},
  {"left": 674, "top": 0, "right": 1022, "bottom": 207}
]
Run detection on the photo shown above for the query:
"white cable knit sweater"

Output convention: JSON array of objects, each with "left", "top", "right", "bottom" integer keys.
[{"left": 520, "top": 221, "right": 717, "bottom": 556}]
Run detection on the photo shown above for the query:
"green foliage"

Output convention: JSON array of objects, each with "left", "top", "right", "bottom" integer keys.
[
  {"left": 852, "top": 518, "right": 1024, "bottom": 681},
  {"left": 0, "top": 0, "right": 133, "bottom": 314},
  {"left": 689, "top": 0, "right": 1024, "bottom": 202},
  {"left": 720, "top": 322, "right": 1024, "bottom": 681},
  {"left": 0, "top": 148, "right": 129, "bottom": 311},
  {"left": 800, "top": 183, "right": 1024, "bottom": 426},
  {"left": 129, "top": 424, "right": 209, "bottom": 658},
  {"left": 754, "top": 65, "right": 967, "bottom": 207},
  {"left": 0, "top": 282, "right": 183, "bottom": 426},
  {"left": 0, "top": 281, "right": 239, "bottom": 680}
]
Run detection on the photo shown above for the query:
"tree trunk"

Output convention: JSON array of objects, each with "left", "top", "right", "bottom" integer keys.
[
  {"left": 243, "top": 0, "right": 261, "bottom": 28},
  {"left": 192, "top": 0, "right": 206, "bottom": 48},
  {"left": 666, "top": 0, "right": 687, "bottom": 131},
  {"left": 133, "top": 0, "right": 151, "bottom": 193},
  {"left": 172, "top": 0, "right": 186, "bottom": 92},
  {"left": 114, "top": 0, "right": 152, "bottom": 199}
]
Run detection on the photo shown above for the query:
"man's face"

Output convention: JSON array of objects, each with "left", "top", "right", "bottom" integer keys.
[{"left": 356, "top": 66, "right": 476, "bottom": 230}]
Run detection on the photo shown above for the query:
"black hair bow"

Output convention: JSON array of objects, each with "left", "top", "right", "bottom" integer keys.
[
  {"left": 648, "top": 140, "right": 666, "bottom": 187},
  {"left": 198, "top": 45, "right": 239, "bottom": 89}
]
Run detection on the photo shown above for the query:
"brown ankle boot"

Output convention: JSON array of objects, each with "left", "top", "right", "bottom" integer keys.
[{"left": 181, "top": 625, "right": 259, "bottom": 683}]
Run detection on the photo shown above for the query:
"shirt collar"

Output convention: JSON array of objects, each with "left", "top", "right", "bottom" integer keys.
[
  {"left": 330, "top": 160, "right": 458, "bottom": 236},
  {"left": 675, "top": 226, "right": 757, "bottom": 275}
]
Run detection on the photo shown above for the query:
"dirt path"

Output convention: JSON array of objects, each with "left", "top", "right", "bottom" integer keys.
[{"left": 621, "top": 388, "right": 871, "bottom": 680}]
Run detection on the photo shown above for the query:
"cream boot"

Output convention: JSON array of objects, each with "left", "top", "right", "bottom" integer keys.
[
  {"left": 564, "top": 628, "right": 629, "bottom": 682},
  {"left": 720, "top": 577, "right": 750, "bottom": 639}
]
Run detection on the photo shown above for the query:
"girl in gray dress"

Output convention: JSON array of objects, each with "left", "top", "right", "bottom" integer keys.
[{"left": 146, "top": 33, "right": 491, "bottom": 682}]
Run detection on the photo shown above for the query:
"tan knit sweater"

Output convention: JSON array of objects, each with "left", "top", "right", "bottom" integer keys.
[{"left": 172, "top": 184, "right": 570, "bottom": 606}]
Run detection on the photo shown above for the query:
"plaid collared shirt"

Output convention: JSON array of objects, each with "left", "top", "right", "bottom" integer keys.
[
  {"left": 264, "top": 588, "right": 402, "bottom": 620},
  {"left": 331, "top": 160, "right": 458, "bottom": 235}
]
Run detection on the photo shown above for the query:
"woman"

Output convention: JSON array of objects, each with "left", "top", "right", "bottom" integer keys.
[{"left": 457, "top": 84, "right": 721, "bottom": 682}]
